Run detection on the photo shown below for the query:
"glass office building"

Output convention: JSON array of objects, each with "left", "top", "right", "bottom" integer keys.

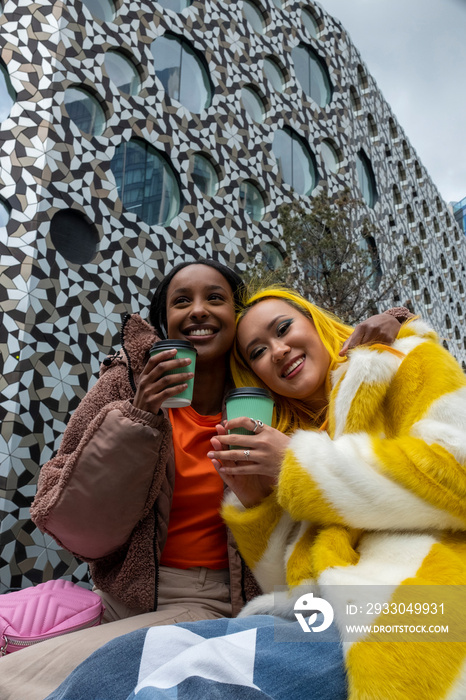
[{"left": 1, "top": 0, "right": 466, "bottom": 588}]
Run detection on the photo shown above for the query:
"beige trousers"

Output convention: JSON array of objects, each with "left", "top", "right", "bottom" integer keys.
[{"left": 0, "top": 566, "right": 232, "bottom": 700}]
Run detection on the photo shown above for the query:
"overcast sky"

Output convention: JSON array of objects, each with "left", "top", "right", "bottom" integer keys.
[{"left": 318, "top": 0, "right": 466, "bottom": 205}]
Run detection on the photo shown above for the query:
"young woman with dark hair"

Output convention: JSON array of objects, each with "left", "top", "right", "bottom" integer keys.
[{"left": 2, "top": 260, "right": 251, "bottom": 699}]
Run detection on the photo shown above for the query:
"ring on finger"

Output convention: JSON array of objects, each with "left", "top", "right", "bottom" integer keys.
[
  {"left": 252, "top": 419, "right": 264, "bottom": 433},
  {"left": 243, "top": 449, "right": 250, "bottom": 459}
]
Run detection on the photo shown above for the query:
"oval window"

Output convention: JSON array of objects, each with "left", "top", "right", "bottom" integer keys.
[
  {"left": 356, "top": 149, "right": 378, "bottom": 208},
  {"left": 262, "top": 242, "right": 284, "bottom": 270},
  {"left": 263, "top": 57, "right": 285, "bottom": 93},
  {"left": 357, "top": 64, "right": 368, "bottom": 90},
  {"left": 110, "top": 139, "right": 180, "bottom": 226},
  {"left": 241, "top": 85, "right": 265, "bottom": 123},
  {"left": 321, "top": 140, "right": 339, "bottom": 174},
  {"left": 0, "top": 60, "right": 16, "bottom": 122},
  {"left": 64, "top": 87, "right": 106, "bottom": 136},
  {"left": 291, "top": 44, "right": 332, "bottom": 107},
  {"left": 0, "top": 197, "right": 11, "bottom": 227},
  {"left": 81, "top": 0, "right": 115, "bottom": 21},
  {"left": 242, "top": 0, "right": 266, "bottom": 35},
  {"left": 349, "top": 85, "right": 361, "bottom": 112},
  {"left": 359, "top": 235, "right": 381, "bottom": 289},
  {"left": 151, "top": 34, "right": 212, "bottom": 114},
  {"left": 50, "top": 209, "right": 99, "bottom": 265},
  {"left": 272, "top": 127, "right": 317, "bottom": 195},
  {"left": 239, "top": 181, "right": 264, "bottom": 221},
  {"left": 157, "top": 0, "right": 191, "bottom": 10},
  {"left": 301, "top": 8, "right": 319, "bottom": 37},
  {"left": 104, "top": 50, "right": 140, "bottom": 96},
  {"left": 367, "top": 113, "right": 378, "bottom": 139},
  {"left": 189, "top": 153, "right": 218, "bottom": 197}
]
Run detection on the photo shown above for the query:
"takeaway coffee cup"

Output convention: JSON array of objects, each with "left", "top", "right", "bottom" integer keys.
[
  {"left": 149, "top": 340, "right": 197, "bottom": 408},
  {"left": 225, "top": 387, "right": 275, "bottom": 445}
]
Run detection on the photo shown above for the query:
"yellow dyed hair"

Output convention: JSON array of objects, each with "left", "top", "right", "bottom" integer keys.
[{"left": 230, "top": 286, "right": 354, "bottom": 433}]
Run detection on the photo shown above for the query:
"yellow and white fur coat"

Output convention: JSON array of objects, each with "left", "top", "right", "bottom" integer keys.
[{"left": 222, "top": 319, "right": 466, "bottom": 700}]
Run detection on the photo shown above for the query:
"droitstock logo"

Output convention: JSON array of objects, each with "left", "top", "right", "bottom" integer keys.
[{"left": 294, "top": 592, "right": 334, "bottom": 633}]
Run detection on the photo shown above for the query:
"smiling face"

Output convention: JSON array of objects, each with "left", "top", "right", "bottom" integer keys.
[
  {"left": 237, "top": 298, "right": 331, "bottom": 409},
  {"left": 166, "top": 264, "right": 237, "bottom": 366}
]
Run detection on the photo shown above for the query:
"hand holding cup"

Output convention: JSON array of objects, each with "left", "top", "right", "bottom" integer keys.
[
  {"left": 133, "top": 340, "right": 197, "bottom": 415},
  {"left": 224, "top": 388, "right": 274, "bottom": 448},
  {"left": 208, "top": 418, "right": 290, "bottom": 508},
  {"left": 208, "top": 417, "right": 290, "bottom": 479},
  {"left": 208, "top": 386, "right": 289, "bottom": 503}
]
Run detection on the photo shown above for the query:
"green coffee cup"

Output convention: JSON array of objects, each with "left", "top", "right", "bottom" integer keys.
[
  {"left": 225, "top": 387, "right": 274, "bottom": 447},
  {"left": 149, "top": 340, "right": 197, "bottom": 408}
]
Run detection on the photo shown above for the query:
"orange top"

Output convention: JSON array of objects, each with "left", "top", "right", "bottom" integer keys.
[{"left": 160, "top": 406, "right": 229, "bottom": 569}]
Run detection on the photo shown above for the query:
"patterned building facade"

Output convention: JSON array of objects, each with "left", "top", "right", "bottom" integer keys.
[{"left": 1, "top": 0, "right": 465, "bottom": 590}]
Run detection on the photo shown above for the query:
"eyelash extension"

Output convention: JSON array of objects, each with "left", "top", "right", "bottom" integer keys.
[
  {"left": 250, "top": 347, "right": 265, "bottom": 361},
  {"left": 174, "top": 293, "right": 225, "bottom": 305},
  {"left": 277, "top": 319, "right": 293, "bottom": 336},
  {"left": 250, "top": 318, "right": 293, "bottom": 361}
]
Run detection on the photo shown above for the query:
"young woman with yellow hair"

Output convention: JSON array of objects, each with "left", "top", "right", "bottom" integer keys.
[
  {"left": 207, "top": 285, "right": 466, "bottom": 700},
  {"left": 233, "top": 286, "right": 355, "bottom": 430}
]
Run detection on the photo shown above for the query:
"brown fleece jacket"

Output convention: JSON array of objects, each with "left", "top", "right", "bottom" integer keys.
[{"left": 31, "top": 314, "right": 260, "bottom": 614}]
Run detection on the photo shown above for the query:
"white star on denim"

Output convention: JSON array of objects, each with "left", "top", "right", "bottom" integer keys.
[{"left": 136, "top": 626, "right": 259, "bottom": 692}]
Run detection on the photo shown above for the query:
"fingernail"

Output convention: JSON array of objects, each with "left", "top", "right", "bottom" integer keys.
[{"left": 207, "top": 452, "right": 214, "bottom": 459}]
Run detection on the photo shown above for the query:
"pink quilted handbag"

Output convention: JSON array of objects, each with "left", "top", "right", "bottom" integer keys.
[{"left": 0, "top": 579, "right": 105, "bottom": 656}]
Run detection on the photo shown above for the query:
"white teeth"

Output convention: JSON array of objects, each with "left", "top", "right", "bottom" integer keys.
[
  {"left": 188, "top": 329, "right": 214, "bottom": 336},
  {"left": 283, "top": 357, "right": 304, "bottom": 377}
]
